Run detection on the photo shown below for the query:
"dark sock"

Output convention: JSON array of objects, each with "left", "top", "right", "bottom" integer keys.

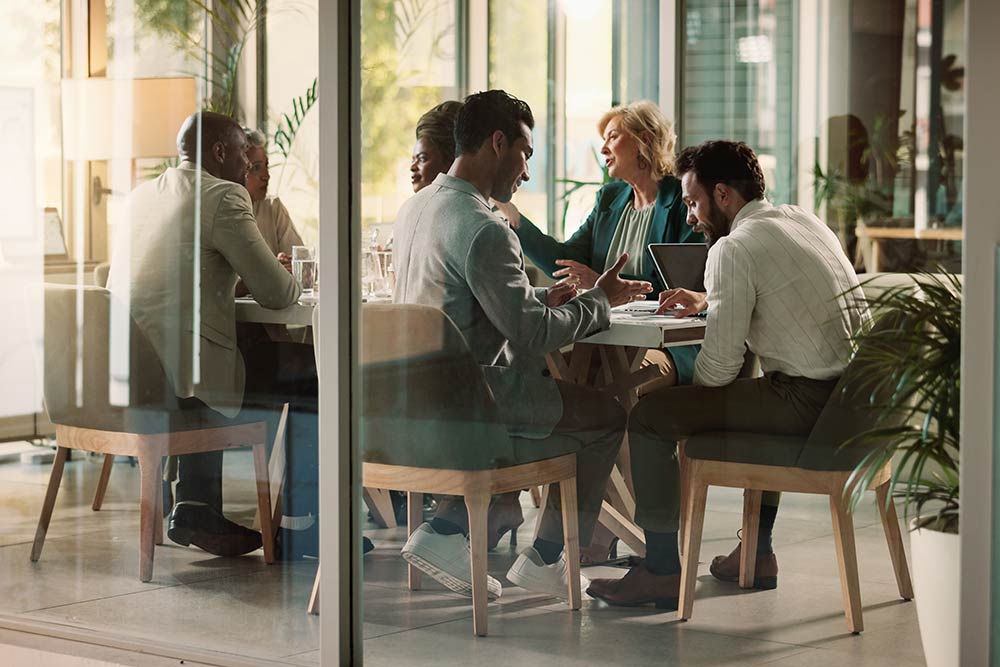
[
  {"left": 643, "top": 530, "right": 681, "bottom": 575},
  {"left": 757, "top": 504, "right": 777, "bottom": 554},
  {"left": 532, "top": 538, "right": 564, "bottom": 565},
  {"left": 430, "top": 517, "right": 465, "bottom": 536}
]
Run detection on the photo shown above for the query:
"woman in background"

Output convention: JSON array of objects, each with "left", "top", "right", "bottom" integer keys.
[
  {"left": 409, "top": 100, "right": 464, "bottom": 192},
  {"left": 244, "top": 128, "right": 305, "bottom": 257},
  {"left": 494, "top": 100, "right": 703, "bottom": 563},
  {"left": 495, "top": 100, "right": 702, "bottom": 390}
]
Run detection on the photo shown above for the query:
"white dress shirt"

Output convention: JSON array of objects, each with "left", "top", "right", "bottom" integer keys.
[{"left": 694, "top": 199, "right": 869, "bottom": 387}]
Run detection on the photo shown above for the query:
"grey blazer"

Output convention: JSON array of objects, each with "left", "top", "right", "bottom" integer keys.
[
  {"left": 393, "top": 173, "right": 611, "bottom": 437},
  {"left": 107, "top": 161, "right": 300, "bottom": 417}
]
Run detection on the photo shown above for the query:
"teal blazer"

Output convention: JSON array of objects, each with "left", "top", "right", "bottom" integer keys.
[{"left": 514, "top": 176, "right": 704, "bottom": 384}]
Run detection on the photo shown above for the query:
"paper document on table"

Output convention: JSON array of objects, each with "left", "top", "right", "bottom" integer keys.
[
  {"left": 612, "top": 301, "right": 703, "bottom": 323},
  {"left": 610, "top": 310, "right": 705, "bottom": 329}
]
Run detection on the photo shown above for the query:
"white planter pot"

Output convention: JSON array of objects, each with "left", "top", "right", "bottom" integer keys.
[{"left": 909, "top": 519, "right": 960, "bottom": 667}]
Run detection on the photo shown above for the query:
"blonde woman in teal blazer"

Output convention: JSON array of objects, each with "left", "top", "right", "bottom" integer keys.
[{"left": 495, "top": 100, "right": 703, "bottom": 386}]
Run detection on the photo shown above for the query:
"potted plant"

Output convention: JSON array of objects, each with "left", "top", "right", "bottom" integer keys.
[{"left": 845, "top": 270, "right": 961, "bottom": 666}]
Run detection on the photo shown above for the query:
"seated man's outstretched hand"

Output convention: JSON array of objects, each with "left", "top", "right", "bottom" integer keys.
[
  {"left": 595, "top": 253, "right": 653, "bottom": 308},
  {"left": 655, "top": 288, "right": 708, "bottom": 317}
]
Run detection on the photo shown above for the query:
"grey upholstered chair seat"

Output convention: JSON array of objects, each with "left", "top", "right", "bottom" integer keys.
[
  {"left": 684, "top": 432, "right": 808, "bottom": 469},
  {"left": 686, "top": 310, "right": 911, "bottom": 474}
]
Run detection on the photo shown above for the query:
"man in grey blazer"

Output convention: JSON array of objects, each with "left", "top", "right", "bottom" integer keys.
[
  {"left": 394, "top": 90, "right": 652, "bottom": 599},
  {"left": 108, "top": 112, "right": 317, "bottom": 558}
]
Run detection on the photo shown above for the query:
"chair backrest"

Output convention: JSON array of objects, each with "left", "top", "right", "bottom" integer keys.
[
  {"left": 796, "top": 309, "right": 911, "bottom": 471},
  {"left": 44, "top": 284, "right": 173, "bottom": 431},
  {"left": 360, "top": 303, "right": 515, "bottom": 470}
]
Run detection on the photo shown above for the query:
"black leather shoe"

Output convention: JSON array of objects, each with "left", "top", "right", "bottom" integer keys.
[{"left": 167, "top": 503, "right": 262, "bottom": 557}]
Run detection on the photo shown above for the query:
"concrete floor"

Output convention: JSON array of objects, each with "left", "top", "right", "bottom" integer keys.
[{"left": 0, "top": 446, "right": 924, "bottom": 666}]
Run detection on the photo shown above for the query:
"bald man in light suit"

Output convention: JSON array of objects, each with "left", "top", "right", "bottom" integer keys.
[{"left": 108, "top": 112, "right": 317, "bottom": 559}]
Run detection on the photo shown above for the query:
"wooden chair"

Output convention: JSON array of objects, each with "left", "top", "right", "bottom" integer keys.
[
  {"left": 677, "top": 311, "right": 913, "bottom": 633},
  {"left": 310, "top": 304, "right": 583, "bottom": 636},
  {"left": 35, "top": 284, "right": 275, "bottom": 582}
]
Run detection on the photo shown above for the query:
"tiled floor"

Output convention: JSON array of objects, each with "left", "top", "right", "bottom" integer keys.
[{"left": 0, "top": 445, "right": 924, "bottom": 666}]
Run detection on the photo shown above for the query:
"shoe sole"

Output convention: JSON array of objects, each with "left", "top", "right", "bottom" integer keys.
[
  {"left": 167, "top": 525, "right": 261, "bottom": 558},
  {"left": 402, "top": 550, "right": 500, "bottom": 601},
  {"left": 586, "top": 588, "right": 678, "bottom": 610},
  {"left": 508, "top": 568, "right": 587, "bottom": 600},
  {"left": 709, "top": 567, "right": 778, "bottom": 591}
]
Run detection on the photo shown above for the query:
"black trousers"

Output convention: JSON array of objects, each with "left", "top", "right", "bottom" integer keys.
[{"left": 174, "top": 338, "right": 318, "bottom": 522}]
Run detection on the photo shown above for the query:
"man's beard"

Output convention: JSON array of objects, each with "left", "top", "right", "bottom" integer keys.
[{"left": 703, "top": 200, "right": 733, "bottom": 248}]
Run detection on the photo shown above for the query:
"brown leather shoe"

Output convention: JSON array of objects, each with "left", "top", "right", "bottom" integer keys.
[
  {"left": 709, "top": 543, "right": 778, "bottom": 590},
  {"left": 587, "top": 565, "right": 680, "bottom": 609}
]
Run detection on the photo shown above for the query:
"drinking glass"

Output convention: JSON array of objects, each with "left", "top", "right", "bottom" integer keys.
[{"left": 292, "top": 245, "right": 318, "bottom": 296}]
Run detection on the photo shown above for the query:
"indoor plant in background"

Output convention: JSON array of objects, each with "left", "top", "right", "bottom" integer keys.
[{"left": 845, "top": 270, "right": 961, "bottom": 667}]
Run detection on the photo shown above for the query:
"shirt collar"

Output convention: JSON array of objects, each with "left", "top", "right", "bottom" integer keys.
[
  {"left": 731, "top": 198, "right": 772, "bottom": 231},
  {"left": 432, "top": 173, "right": 490, "bottom": 208}
]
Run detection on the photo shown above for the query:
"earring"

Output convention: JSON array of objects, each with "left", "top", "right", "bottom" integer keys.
[{"left": 637, "top": 154, "right": 649, "bottom": 170}]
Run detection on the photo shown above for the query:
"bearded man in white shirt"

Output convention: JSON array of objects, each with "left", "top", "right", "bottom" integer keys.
[{"left": 588, "top": 140, "right": 869, "bottom": 608}]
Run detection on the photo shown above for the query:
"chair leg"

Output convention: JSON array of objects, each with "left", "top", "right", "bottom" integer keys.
[
  {"left": 364, "top": 487, "right": 398, "bottom": 529},
  {"left": 830, "top": 493, "right": 864, "bottom": 633},
  {"left": 307, "top": 565, "right": 321, "bottom": 615},
  {"left": 876, "top": 481, "right": 913, "bottom": 600},
  {"left": 252, "top": 444, "right": 275, "bottom": 564},
  {"left": 531, "top": 485, "right": 550, "bottom": 543},
  {"left": 154, "top": 461, "right": 164, "bottom": 546},
  {"left": 679, "top": 468, "right": 709, "bottom": 621},
  {"left": 559, "top": 476, "right": 582, "bottom": 610},
  {"left": 92, "top": 454, "right": 114, "bottom": 511},
  {"left": 31, "top": 446, "right": 70, "bottom": 562},
  {"left": 465, "top": 488, "right": 492, "bottom": 637},
  {"left": 530, "top": 486, "right": 542, "bottom": 508},
  {"left": 678, "top": 440, "right": 688, "bottom": 556},
  {"left": 740, "top": 490, "right": 763, "bottom": 589},
  {"left": 137, "top": 449, "right": 164, "bottom": 583},
  {"left": 407, "top": 492, "right": 423, "bottom": 591}
]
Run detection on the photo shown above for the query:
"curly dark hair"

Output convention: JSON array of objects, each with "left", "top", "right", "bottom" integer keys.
[
  {"left": 675, "top": 140, "right": 766, "bottom": 202},
  {"left": 454, "top": 89, "right": 534, "bottom": 156}
]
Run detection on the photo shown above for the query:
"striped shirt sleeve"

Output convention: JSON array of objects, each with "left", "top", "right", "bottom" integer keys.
[{"left": 694, "top": 237, "right": 755, "bottom": 387}]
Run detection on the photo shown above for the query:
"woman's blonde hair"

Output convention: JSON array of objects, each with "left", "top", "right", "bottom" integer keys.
[{"left": 597, "top": 100, "right": 677, "bottom": 180}]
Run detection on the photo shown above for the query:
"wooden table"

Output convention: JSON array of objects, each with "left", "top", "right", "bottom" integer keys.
[
  {"left": 857, "top": 224, "right": 963, "bottom": 272},
  {"left": 545, "top": 311, "right": 707, "bottom": 558}
]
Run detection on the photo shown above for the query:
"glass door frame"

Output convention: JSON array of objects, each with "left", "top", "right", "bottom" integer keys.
[
  {"left": 961, "top": 1, "right": 1000, "bottom": 664},
  {"left": 318, "top": 0, "right": 360, "bottom": 664}
]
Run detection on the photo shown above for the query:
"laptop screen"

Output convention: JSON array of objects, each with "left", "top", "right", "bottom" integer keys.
[{"left": 646, "top": 243, "right": 709, "bottom": 292}]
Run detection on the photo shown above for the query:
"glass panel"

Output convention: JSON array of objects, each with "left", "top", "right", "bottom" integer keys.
[
  {"left": 683, "top": 0, "right": 965, "bottom": 272},
  {"left": 1, "top": 1, "right": 324, "bottom": 662},
  {"left": 682, "top": 0, "right": 796, "bottom": 206},
  {"left": 360, "top": 0, "right": 460, "bottom": 246},
  {"left": 266, "top": 0, "right": 321, "bottom": 248},
  {"left": 561, "top": 1, "right": 613, "bottom": 240},
  {"left": 489, "top": 0, "right": 549, "bottom": 232}
]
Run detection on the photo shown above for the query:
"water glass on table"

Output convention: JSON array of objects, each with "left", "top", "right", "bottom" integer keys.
[{"left": 292, "top": 245, "right": 318, "bottom": 295}]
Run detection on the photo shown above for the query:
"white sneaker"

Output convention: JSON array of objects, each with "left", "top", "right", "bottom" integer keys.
[
  {"left": 401, "top": 523, "right": 502, "bottom": 600},
  {"left": 506, "top": 547, "right": 589, "bottom": 599}
]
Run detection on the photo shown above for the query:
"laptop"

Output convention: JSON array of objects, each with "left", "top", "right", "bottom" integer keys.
[{"left": 646, "top": 243, "right": 709, "bottom": 292}]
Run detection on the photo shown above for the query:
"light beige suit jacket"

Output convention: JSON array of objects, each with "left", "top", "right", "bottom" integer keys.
[
  {"left": 107, "top": 161, "right": 300, "bottom": 417},
  {"left": 393, "top": 173, "right": 611, "bottom": 438}
]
